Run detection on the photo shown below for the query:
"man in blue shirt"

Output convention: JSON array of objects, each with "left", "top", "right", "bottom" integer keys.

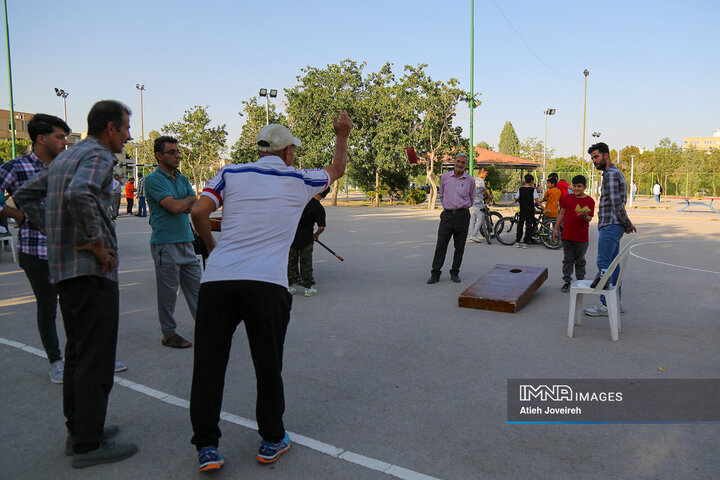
[{"left": 144, "top": 136, "right": 200, "bottom": 348}]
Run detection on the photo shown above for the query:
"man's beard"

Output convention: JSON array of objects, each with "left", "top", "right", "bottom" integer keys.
[{"left": 595, "top": 160, "right": 607, "bottom": 171}]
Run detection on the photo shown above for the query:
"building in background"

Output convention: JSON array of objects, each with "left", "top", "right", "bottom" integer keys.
[{"left": 683, "top": 129, "right": 720, "bottom": 151}]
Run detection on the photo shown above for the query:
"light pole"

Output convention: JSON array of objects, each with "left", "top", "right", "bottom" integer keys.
[
  {"left": 590, "top": 132, "right": 600, "bottom": 196},
  {"left": 4, "top": 0, "right": 16, "bottom": 158},
  {"left": 469, "top": 0, "right": 475, "bottom": 175},
  {"left": 629, "top": 154, "right": 636, "bottom": 207},
  {"left": 54, "top": 88, "right": 69, "bottom": 122},
  {"left": 135, "top": 84, "right": 145, "bottom": 142},
  {"left": 135, "top": 84, "right": 145, "bottom": 180},
  {"left": 581, "top": 69, "right": 589, "bottom": 176},
  {"left": 542, "top": 108, "right": 556, "bottom": 185},
  {"left": 258, "top": 88, "right": 277, "bottom": 126}
]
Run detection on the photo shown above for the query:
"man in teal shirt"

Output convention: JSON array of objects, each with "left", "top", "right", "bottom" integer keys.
[{"left": 145, "top": 136, "right": 200, "bottom": 349}]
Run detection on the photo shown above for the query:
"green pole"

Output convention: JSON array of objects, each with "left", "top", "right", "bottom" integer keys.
[
  {"left": 3, "top": 0, "right": 16, "bottom": 159},
  {"left": 469, "top": 0, "right": 474, "bottom": 176}
]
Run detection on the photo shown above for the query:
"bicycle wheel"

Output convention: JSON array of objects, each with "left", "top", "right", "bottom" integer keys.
[
  {"left": 494, "top": 217, "right": 517, "bottom": 245},
  {"left": 480, "top": 217, "right": 492, "bottom": 244},
  {"left": 487, "top": 211, "right": 503, "bottom": 239},
  {"left": 539, "top": 219, "right": 562, "bottom": 249}
]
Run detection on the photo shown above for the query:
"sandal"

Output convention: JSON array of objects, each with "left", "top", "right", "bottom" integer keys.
[{"left": 162, "top": 333, "right": 192, "bottom": 349}]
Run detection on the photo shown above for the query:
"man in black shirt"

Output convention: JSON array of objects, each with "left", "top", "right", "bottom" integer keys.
[
  {"left": 287, "top": 188, "right": 329, "bottom": 296},
  {"left": 514, "top": 174, "right": 539, "bottom": 248}
]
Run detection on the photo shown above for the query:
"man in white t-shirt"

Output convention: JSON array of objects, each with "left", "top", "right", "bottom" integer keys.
[
  {"left": 188, "top": 111, "right": 352, "bottom": 472},
  {"left": 469, "top": 167, "right": 488, "bottom": 242},
  {"left": 652, "top": 181, "right": 661, "bottom": 203}
]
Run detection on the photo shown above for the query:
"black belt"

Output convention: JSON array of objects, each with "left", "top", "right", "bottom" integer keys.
[{"left": 444, "top": 207, "right": 469, "bottom": 213}]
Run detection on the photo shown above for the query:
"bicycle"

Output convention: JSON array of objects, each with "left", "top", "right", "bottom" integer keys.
[
  {"left": 494, "top": 208, "right": 561, "bottom": 249},
  {"left": 471, "top": 205, "right": 503, "bottom": 244}
]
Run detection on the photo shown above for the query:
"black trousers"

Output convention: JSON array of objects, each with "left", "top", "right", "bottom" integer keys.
[
  {"left": 18, "top": 253, "right": 62, "bottom": 364},
  {"left": 126, "top": 198, "right": 134, "bottom": 215},
  {"left": 190, "top": 280, "right": 292, "bottom": 450},
  {"left": 57, "top": 276, "right": 119, "bottom": 453},
  {"left": 515, "top": 215, "right": 535, "bottom": 244},
  {"left": 431, "top": 208, "right": 471, "bottom": 276}
]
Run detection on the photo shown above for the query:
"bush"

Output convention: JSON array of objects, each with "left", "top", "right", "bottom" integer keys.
[{"left": 405, "top": 187, "right": 428, "bottom": 205}]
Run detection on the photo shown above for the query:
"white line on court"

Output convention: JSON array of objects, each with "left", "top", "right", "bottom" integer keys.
[
  {"left": 0, "top": 336, "right": 442, "bottom": 480},
  {"left": 629, "top": 240, "right": 720, "bottom": 276}
]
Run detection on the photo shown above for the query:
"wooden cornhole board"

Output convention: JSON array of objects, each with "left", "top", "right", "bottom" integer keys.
[{"left": 458, "top": 264, "right": 548, "bottom": 313}]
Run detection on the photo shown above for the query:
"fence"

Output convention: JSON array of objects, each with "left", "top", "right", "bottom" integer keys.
[{"left": 551, "top": 171, "right": 720, "bottom": 198}]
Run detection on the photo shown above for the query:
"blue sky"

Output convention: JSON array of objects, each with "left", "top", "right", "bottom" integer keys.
[{"left": 3, "top": 0, "right": 718, "bottom": 158}]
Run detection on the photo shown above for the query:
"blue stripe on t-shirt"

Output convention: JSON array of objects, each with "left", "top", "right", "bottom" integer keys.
[{"left": 218, "top": 165, "right": 327, "bottom": 189}]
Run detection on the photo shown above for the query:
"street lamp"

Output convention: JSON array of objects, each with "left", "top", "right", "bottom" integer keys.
[
  {"left": 135, "top": 84, "right": 146, "bottom": 181},
  {"left": 542, "top": 108, "right": 556, "bottom": 185},
  {"left": 590, "top": 132, "right": 601, "bottom": 195},
  {"left": 581, "top": 69, "right": 589, "bottom": 175},
  {"left": 259, "top": 88, "right": 277, "bottom": 126},
  {"left": 135, "top": 84, "right": 145, "bottom": 142},
  {"left": 54, "top": 88, "right": 69, "bottom": 122},
  {"left": 629, "top": 154, "right": 636, "bottom": 207}
]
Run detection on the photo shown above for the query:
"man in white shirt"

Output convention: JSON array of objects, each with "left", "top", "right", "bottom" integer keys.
[
  {"left": 469, "top": 167, "right": 489, "bottom": 242},
  {"left": 188, "top": 111, "right": 352, "bottom": 472}
]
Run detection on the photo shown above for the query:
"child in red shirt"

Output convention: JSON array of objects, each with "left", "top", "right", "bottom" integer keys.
[{"left": 553, "top": 175, "right": 595, "bottom": 292}]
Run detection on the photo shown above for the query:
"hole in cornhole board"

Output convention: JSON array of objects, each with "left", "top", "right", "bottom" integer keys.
[{"left": 458, "top": 264, "right": 547, "bottom": 313}]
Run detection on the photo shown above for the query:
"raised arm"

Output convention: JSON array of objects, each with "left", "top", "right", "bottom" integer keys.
[{"left": 323, "top": 110, "right": 353, "bottom": 183}]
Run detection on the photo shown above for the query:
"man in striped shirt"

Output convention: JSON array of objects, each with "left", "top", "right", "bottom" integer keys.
[
  {"left": 14, "top": 101, "right": 138, "bottom": 468},
  {"left": 0, "top": 113, "right": 69, "bottom": 383},
  {"left": 188, "top": 112, "right": 352, "bottom": 472},
  {"left": 583, "top": 142, "right": 637, "bottom": 317}
]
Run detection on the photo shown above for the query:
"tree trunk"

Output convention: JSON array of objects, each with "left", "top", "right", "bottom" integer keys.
[
  {"left": 426, "top": 163, "right": 438, "bottom": 210},
  {"left": 331, "top": 180, "right": 339, "bottom": 206},
  {"left": 374, "top": 168, "right": 380, "bottom": 207}
]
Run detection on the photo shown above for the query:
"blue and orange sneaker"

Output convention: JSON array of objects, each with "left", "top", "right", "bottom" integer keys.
[
  {"left": 257, "top": 432, "right": 291, "bottom": 464},
  {"left": 198, "top": 446, "right": 224, "bottom": 472}
]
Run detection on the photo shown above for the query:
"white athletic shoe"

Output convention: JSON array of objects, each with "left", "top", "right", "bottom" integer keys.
[
  {"left": 584, "top": 303, "right": 625, "bottom": 316},
  {"left": 304, "top": 287, "right": 317, "bottom": 297},
  {"left": 288, "top": 286, "right": 296, "bottom": 295},
  {"left": 470, "top": 235, "right": 482, "bottom": 243}
]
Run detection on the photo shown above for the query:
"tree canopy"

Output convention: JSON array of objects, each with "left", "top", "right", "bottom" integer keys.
[
  {"left": 162, "top": 106, "right": 227, "bottom": 191},
  {"left": 498, "top": 121, "right": 520, "bottom": 157},
  {"left": 231, "top": 97, "right": 286, "bottom": 164}
]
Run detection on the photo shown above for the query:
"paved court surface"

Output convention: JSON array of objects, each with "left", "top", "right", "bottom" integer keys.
[{"left": 1, "top": 199, "right": 718, "bottom": 480}]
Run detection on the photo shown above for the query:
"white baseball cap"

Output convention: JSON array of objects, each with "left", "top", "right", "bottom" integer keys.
[{"left": 257, "top": 124, "right": 302, "bottom": 152}]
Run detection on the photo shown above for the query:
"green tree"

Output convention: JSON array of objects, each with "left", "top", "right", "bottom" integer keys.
[
  {"left": 123, "top": 130, "right": 160, "bottom": 175},
  {"left": 285, "top": 59, "right": 366, "bottom": 206},
  {"left": 402, "top": 64, "right": 471, "bottom": 209},
  {"left": 230, "top": 97, "right": 286, "bottom": 164},
  {"left": 162, "top": 106, "right": 228, "bottom": 191},
  {"left": 476, "top": 141, "right": 492, "bottom": 151},
  {"left": 0, "top": 138, "right": 32, "bottom": 162},
  {"left": 498, "top": 121, "right": 520, "bottom": 157},
  {"left": 653, "top": 137, "right": 681, "bottom": 195}
]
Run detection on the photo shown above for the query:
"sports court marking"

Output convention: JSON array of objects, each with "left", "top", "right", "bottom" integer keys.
[
  {"left": 0, "top": 335, "right": 442, "bottom": 480},
  {"left": 629, "top": 240, "right": 720, "bottom": 276}
]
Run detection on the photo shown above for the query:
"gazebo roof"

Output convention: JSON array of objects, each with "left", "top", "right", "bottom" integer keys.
[
  {"left": 440, "top": 147, "right": 540, "bottom": 170},
  {"left": 470, "top": 147, "right": 540, "bottom": 169}
]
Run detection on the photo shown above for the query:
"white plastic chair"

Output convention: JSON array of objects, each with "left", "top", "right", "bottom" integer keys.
[
  {"left": 567, "top": 240, "right": 634, "bottom": 341},
  {"left": 0, "top": 227, "right": 17, "bottom": 263}
]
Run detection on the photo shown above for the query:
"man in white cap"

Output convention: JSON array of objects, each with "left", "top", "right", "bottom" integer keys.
[{"left": 188, "top": 111, "right": 352, "bottom": 472}]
